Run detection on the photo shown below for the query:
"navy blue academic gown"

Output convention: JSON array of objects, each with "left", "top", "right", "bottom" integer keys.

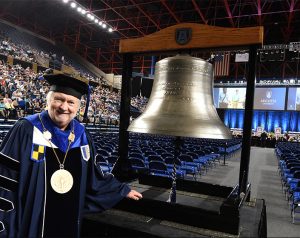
[{"left": 0, "top": 111, "right": 130, "bottom": 237}]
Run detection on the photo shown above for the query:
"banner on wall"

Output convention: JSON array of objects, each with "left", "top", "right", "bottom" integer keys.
[
  {"left": 35, "top": 55, "right": 49, "bottom": 68},
  {"left": 7, "top": 55, "right": 13, "bottom": 66},
  {"left": 254, "top": 87, "right": 286, "bottom": 110},
  {"left": 61, "top": 64, "right": 77, "bottom": 75},
  {"left": 235, "top": 52, "right": 249, "bottom": 62},
  {"left": 32, "top": 62, "right": 38, "bottom": 73}
]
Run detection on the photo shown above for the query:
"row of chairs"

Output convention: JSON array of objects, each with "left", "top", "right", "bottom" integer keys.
[
  {"left": 130, "top": 158, "right": 187, "bottom": 179},
  {"left": 0, "top": 131, "right": 8, "bottom": 144},
  {"left": 130, "top": 156, "right": 198, "bottom": 180},
  {"left": 90, "top": 132, "right": 242, "bottom": 181},
  {"left": 128, "top": 136, "right": 242, "bottom": 181},
  {"left": 92, "top": 132, "right": 120, "bottom": 173},
  {"left": 276, "top": 142, "right": 300, "bottom": 223}
]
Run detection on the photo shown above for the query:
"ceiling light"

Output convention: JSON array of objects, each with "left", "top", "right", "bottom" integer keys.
[
  {"left": 61, "top": 1, "right": 117, "bottom": 33},
  {"left": 70, "top": 2, "right": 76, "bottom": 8}
]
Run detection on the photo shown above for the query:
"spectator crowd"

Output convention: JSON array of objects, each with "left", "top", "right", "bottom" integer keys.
[
  {"left": 0, "top": 28, "right": 149, "bottom": 125},
  {"left": 0, "top": 60, "right": 148, "bottom": 124}
]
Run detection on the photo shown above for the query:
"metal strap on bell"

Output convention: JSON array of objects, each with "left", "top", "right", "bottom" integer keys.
[{"left": 128, "top": 55, "right": 232, "bottom": 139}]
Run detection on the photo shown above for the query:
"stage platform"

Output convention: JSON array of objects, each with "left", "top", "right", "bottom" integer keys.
[{"left": 82, "top": 179, "right": 266, "bottom": 237}]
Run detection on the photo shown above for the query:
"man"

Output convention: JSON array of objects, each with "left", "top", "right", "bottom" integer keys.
[
  {"left": 0, "top": 73, "right": 142, "bottom": 237},
  {"left": 296, "top": 88, "right": 300, "bottom": 111},
  {"left": 218, "top": 88, "right": 229, "bottom": 108},
  {"left": 260, "top": 130, "right": 268, "bottom": 147},
  {"left": 231, "top": 89, "right": 240, "bottom": 109}
]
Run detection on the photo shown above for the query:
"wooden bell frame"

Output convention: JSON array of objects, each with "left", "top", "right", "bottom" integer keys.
[{"left": 115, "top": 23, "right": 263, "bottom": 197}]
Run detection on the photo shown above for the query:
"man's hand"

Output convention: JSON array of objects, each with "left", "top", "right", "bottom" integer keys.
[{"left": 126, "top": 189, "right": 143, "bottom": 201}]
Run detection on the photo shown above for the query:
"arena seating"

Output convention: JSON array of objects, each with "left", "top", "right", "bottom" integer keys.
[
  {"left": 0, "top": 24, "right": 148, "bottom": 126},
  {"left": 276, "top": 142, "right": 300, "bottom": 223},
  {"left": 90, "top": 132, "right": 242, "bottom": 182}
]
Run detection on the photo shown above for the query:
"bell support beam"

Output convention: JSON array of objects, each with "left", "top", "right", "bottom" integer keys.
[
  {"left": 112, "top": 53, "right": 134, "bottom": 181},
  {"left": 120, "top": 23, "right": 263, "bottom": 54},
  {"left": 239, "top": 44, "right": 259, "bottom": 196}
]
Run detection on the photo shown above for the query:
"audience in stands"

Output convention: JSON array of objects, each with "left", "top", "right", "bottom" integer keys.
[
  {"left": 0, "top": 26, "right": 107, "bottom": 85},
  {"left": 0, "top": 25, "right": 150, "bottom": 124},
  {"left": 0, "top": 60, "right": 148, "bottom": 124},
  {"left": 131, "top": 96, "right": 148, "bottom": 112},
  {"left": 1, "top": 36, "right": 36, "bottom": 63},
  {"left": 0, "top": 97, "right": 7, "bottom": 120}
]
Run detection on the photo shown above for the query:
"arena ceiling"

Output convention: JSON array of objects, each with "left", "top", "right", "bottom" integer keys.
[{"left": 0, "top": 0, "right": 300, "bottom": 77}]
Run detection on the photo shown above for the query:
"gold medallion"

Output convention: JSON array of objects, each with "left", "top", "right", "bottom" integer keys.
[{"left": 50, "top": 169, "right": 73, "bottom": 194}]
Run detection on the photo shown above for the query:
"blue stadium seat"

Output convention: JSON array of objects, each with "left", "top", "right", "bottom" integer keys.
[{"left": 129, "top": 158, "right": 148, "bottom": 173}]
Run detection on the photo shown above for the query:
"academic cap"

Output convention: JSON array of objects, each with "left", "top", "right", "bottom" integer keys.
[{"left": 43, "top": 72, "right": 89, "bottom": 99}]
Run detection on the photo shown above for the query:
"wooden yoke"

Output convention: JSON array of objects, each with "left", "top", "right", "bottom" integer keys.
[{"left": 119, "top": 23, "right": 263, "bottom": 53}]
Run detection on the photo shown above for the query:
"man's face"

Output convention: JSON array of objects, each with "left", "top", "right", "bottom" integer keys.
[{"left": 47, "top": 92, "right": 80, "bottom": 130}]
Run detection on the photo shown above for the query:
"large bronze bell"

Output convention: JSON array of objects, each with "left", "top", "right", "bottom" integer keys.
[{"left": 128, "top": 55, "right": 232, "bottom": 139}]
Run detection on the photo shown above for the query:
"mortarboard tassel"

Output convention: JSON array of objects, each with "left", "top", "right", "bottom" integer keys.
[{"left": 83, "top": 85, "right": 91, "bottom": 121}]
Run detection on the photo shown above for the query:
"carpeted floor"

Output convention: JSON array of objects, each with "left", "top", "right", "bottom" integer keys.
[{"left": 199, "top": 147, "right": 300, "bottom": 237}]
